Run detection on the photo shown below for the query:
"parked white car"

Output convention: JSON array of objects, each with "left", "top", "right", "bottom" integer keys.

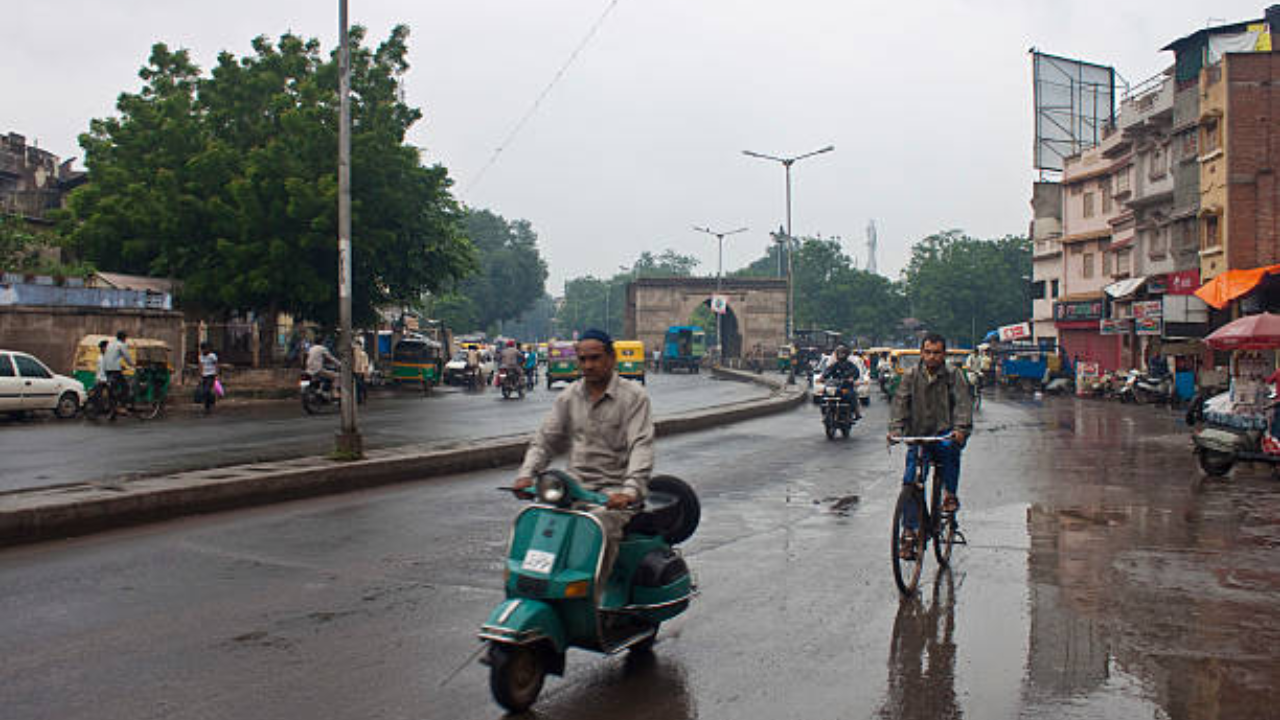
[
  {"left": 443, "top": 348, "right": 496, "bottom": 386},
  {"left": 0, "top": 350, "right": 86, "bottom": 418}
]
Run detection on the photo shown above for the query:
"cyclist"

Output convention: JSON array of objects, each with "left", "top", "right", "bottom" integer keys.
[
  {"left": 103, "top": 330, "right": 134, "bottom": 412},
  {"left": 887, "top": 332, "right": 973, "bottom": 559}
]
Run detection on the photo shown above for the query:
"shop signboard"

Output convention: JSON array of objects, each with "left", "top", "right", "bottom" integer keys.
[
  {"left": 998, "top": 322, "right": 1032, "bottom": 342},
  {"left": 1100, "top": 318, "right": 1130, "bottom": 335},
  {"left": 1054, "top": 299, "right": 1104, "bottom": 321},
  {"left": 1135, "top": 317, "right": 1163, "bottom": 335},
  {"left": 1132, "top": 300, "right": 1163, "bottom": 320},
  {"left": 1164, "top": 269, "right": 1202, "bottom": 296}
]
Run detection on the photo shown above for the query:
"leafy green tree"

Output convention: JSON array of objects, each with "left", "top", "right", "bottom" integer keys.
[
  {"left": 63, "top": 28, "right": 474, "bottom": 327},
  {"left": 632, "top": 249, "right": 699, "bottom": 278},
  {"left": 901, "top": 230, "right": 1031, "bottom": 347},
  {"left": 431, "top": 209, "right": 547, "bottom": 334},
  {"left": 1, "top": 213, "right": 95, "bottom": 277}
]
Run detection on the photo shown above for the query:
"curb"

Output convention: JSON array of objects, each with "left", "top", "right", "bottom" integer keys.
[{"left": 0, "top": 373, "right": 806, "bottom": 546}]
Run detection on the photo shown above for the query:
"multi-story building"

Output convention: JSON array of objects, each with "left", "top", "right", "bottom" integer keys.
[
  {"left": 1054, "top": 129, "right": 1130, "bottom": 369},
  {"left": 1029, "top": 181, "right": 1062, "bottom": 344},
  {"left": 0, "top": 132, "right": 84, "bottom": 223}
]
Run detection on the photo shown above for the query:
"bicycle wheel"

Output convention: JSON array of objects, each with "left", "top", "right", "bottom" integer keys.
[
  {"left": 931, "top": 471, "right": 956, "bottom": 567},
  {"left": 892, "top": 485, "right": 926, "bottom": 596}
]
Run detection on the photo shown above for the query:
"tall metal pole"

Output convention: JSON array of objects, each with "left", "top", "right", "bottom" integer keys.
[
  {"left": 693, "top": 225, "right": 746, "bottom": 360},
  {"left": 741, "top": 146, "right": 834, "bottom": 386},
  {"left": 335, "top": 0, "right": 361, "bottom": 456}
]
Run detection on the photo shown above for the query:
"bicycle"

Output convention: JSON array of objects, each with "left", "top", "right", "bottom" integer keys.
[
  {"left": 889, "top": 436, "right": 966, "bottom": 596},
  {"left": 85, "top": 369, "right": 166, "bottom": 422}
]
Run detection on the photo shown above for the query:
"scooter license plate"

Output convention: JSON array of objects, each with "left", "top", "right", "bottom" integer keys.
[
  {"left": 521, "top": 549, "right": 556, "bottom": 574},
  {"left": 299, "top": 380, "right": 310, "bottom": 389}
]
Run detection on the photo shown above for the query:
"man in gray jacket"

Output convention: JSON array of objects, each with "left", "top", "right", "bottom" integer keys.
[
  {"left": 888, "top": 333, "right": 973, "bottom": 555},
  {"left": 515, "top": 328, "right": 655, "bottom": 581}
]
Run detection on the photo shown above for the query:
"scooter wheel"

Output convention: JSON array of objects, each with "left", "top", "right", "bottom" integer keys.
[
  {"left": 1198, "top": 449, "right": 1234, "bottom": 477},
  {"left": 488, "top": 643, "right": 545, "bottom": 713}
]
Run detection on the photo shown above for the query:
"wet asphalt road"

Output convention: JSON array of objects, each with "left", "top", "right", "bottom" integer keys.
[
  {"left": 0, "top": 373, "right": 765, "bottom": 492},
  {"left": 3, "top": 392, "right": 1280, "bottom": 719}
]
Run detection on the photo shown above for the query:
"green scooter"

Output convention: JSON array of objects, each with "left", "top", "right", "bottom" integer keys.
[{"left": 480, "top": 470, "right": 700, "bottom": 713}]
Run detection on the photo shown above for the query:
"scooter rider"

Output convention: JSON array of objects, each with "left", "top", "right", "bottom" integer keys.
[
  {"left": 822, "top": 345, "right": 863, "bottom": 419},
  {"left": 499, "top": 339, "right": 523, "bottom": 385},
  {"left": 514, "top": 328, "right": 655, "bottom": 584},
  {"left": 305, "top": 340, "right": 341, "bottom": 391}
]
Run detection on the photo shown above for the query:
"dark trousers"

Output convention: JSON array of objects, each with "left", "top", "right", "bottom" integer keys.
[{"left": 901, "top": 440, "right": 962, "bottom": 530}]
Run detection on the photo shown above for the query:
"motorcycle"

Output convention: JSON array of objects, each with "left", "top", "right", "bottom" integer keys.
[
  {"left": 498, "top": 367, "right": 526, "bottom": 400},
  {"left": 1118, "top": 369, "right": 1173, "bottom": 405},
  {"left": 300, "top": 372, "right": 341, "bottom": 414},
  {"left": 480, "top": 470, "right": 699, "bottom": 713},
  {"left": 820, "top": 378, "right": 859, "bottom": 439}
]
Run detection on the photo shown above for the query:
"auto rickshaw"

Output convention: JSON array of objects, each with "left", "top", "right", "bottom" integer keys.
[
  {"left": 390, "top": 335, "right": 443, "bottom": 391},
  {"left": 74, "top": 334, "right": 173, "bottom": 419},
  {"left": 546, "top": 341, "right": 580, "bottom": 389},
  {"left": 883, "top": 348, "right": 922, "bottom": 397},
  {"left": 536, "top": 342, "right": 549, "bottom": 364},
  {"left": 777, "top": 345, "right": 793, "bottom": 374},
  {"left": 614, "top": 340, "right": 646, "bottom": 385}
]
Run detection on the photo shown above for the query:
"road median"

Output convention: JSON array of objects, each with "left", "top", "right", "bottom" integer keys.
[{"left": 0, "top": 372, "right": 804, "bottom": 546}]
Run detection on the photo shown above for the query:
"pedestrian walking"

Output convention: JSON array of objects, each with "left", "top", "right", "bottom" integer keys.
[{"left": 198, "top": 342, "right": 219, "bottom": 414}]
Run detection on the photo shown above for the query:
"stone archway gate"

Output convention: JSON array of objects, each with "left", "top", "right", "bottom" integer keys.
[{"left": 623, "top": 277, "right": 787, "bottom": 359}]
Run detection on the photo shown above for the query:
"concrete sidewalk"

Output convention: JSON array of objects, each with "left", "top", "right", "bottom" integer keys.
[{"left": 0, "top": 368, "right": 804, "bottom": 546}]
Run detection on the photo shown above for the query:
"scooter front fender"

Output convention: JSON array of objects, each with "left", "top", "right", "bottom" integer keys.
[{"left": 479, "top": 598, "right": 566, "bottom": 654}]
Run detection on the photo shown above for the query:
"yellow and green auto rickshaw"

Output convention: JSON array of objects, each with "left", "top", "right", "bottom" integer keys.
[
  {"left": 614, "top": 340, "right": 646, "bottom": 385},
  {"left": 536, "top": 342, "right": 549, "bottom": 364},
  {"left": 546, "top": 341, "right": 580, "bottom": 389},
  {"left": 777, "top": 344, "right": 793, "bottom": 374},
  {"left": 74, "top": 334, "right": 173, "bottom": 419},
  {"left": 391, "top": 335, "right": 443, "bottom": 392}
]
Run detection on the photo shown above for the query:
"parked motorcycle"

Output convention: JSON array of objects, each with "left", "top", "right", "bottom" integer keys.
[
  {"left": 299, "top": 372, "right": 341, "bottom": 414},
  {"left": 1118, "top": 370, "right": 1173, "bottom": 405},
  {"left": 481, "top": 470, "right": 699, "bottom": 713},
  {"left": 820, "top": 378, "right": 859, "bottom": 439},
  {"left": 498, "top": 367, "right": 526, "bottom": 400}
]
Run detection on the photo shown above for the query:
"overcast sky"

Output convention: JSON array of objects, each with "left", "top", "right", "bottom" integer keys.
[{"left": 5, "top": 1, "right": 1267, "bottom": 290}]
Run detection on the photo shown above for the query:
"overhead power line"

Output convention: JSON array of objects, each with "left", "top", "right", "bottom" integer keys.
[{"left": 464, "top": 0, "right": 621, "bottom": 194}]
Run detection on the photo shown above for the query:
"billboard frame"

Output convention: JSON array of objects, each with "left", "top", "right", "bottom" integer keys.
[{"left": 1031, "top": 49, "right": 1118, "bottom": 174}]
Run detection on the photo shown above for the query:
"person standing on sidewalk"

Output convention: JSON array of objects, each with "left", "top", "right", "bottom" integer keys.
[
  {"left": 198, "top": 342, "right": 219, "bottom": 414},
  {"left": 353, "top": 338, "right": 370, "bottom": 404}
]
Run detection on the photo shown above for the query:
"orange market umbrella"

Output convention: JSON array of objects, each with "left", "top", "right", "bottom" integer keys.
[
  {"left": 1204, "top": 312, "right": 1280, "bottom": 350},
  {"left": 1194, "top": 264, "right": 1280, "bottom": 309}
]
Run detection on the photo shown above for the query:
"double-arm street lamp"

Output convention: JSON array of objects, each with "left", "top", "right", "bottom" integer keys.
[
  {"left": 693, "top": 225, "right": 747, "bottom": 359},
  {"left": 743, "top": 145, "right": 834, "bottom": 384}
]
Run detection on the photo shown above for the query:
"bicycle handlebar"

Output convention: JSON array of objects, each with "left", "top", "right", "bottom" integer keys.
[{"left": 887, "top": 435, "right": 952, "bottom": 445}]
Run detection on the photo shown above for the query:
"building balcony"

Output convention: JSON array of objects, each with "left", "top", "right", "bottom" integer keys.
[{"left": 1119, "top": 71, "right": 1175, "bottom": 131}]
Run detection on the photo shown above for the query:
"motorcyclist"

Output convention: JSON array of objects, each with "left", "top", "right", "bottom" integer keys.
[
  {"left": 305, "top": 340, "right": 341, "bottom": 392},
  {"left": 499, "top": 339, "right": 523, "bottom": 386},
  {"left": 821, "top": 345, "right": 863, "bottom": 419},
  {"left": 514, "top": 328, "right": 654, "bottom": 585}
]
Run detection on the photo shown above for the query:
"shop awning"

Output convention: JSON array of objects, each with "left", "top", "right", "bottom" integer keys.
[
  {"left": 1194, "top": 264, "right": 1280, "bottom": 309},
  {"left": 1104, "top": 276, "right": 1148, "bottom": 299}
]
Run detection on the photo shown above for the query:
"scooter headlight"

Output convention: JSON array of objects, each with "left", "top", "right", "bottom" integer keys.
[{"left": 537, "top": 475, "right": 566, "bottom": 504}]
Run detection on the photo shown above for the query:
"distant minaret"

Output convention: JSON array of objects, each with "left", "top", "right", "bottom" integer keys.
[{"left": 865, "top": 220, "right": 878, "bottom": 274}]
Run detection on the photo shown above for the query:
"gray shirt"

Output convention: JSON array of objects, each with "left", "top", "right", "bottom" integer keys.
[
  {"left": 519, "top": 372, "right": 655, "bottom": 500},
  {"left": 889, "top": 363, "right": 973, "bottom": 438}
]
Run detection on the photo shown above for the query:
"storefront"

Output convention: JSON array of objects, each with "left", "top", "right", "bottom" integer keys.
[{"left": 1054, "top": 295, "right": 1121, "bottom": 371}]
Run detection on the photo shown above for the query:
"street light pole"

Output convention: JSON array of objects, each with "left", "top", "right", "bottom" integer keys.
[
  {"left": 693, "top": 225, "right": 747, "bottom": 361},
  {"left": 743, "top": 145, "right": 834, "bottom": 385},
  {"left": 335, "top": 0, "right": 361, "bottom": 457}
]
